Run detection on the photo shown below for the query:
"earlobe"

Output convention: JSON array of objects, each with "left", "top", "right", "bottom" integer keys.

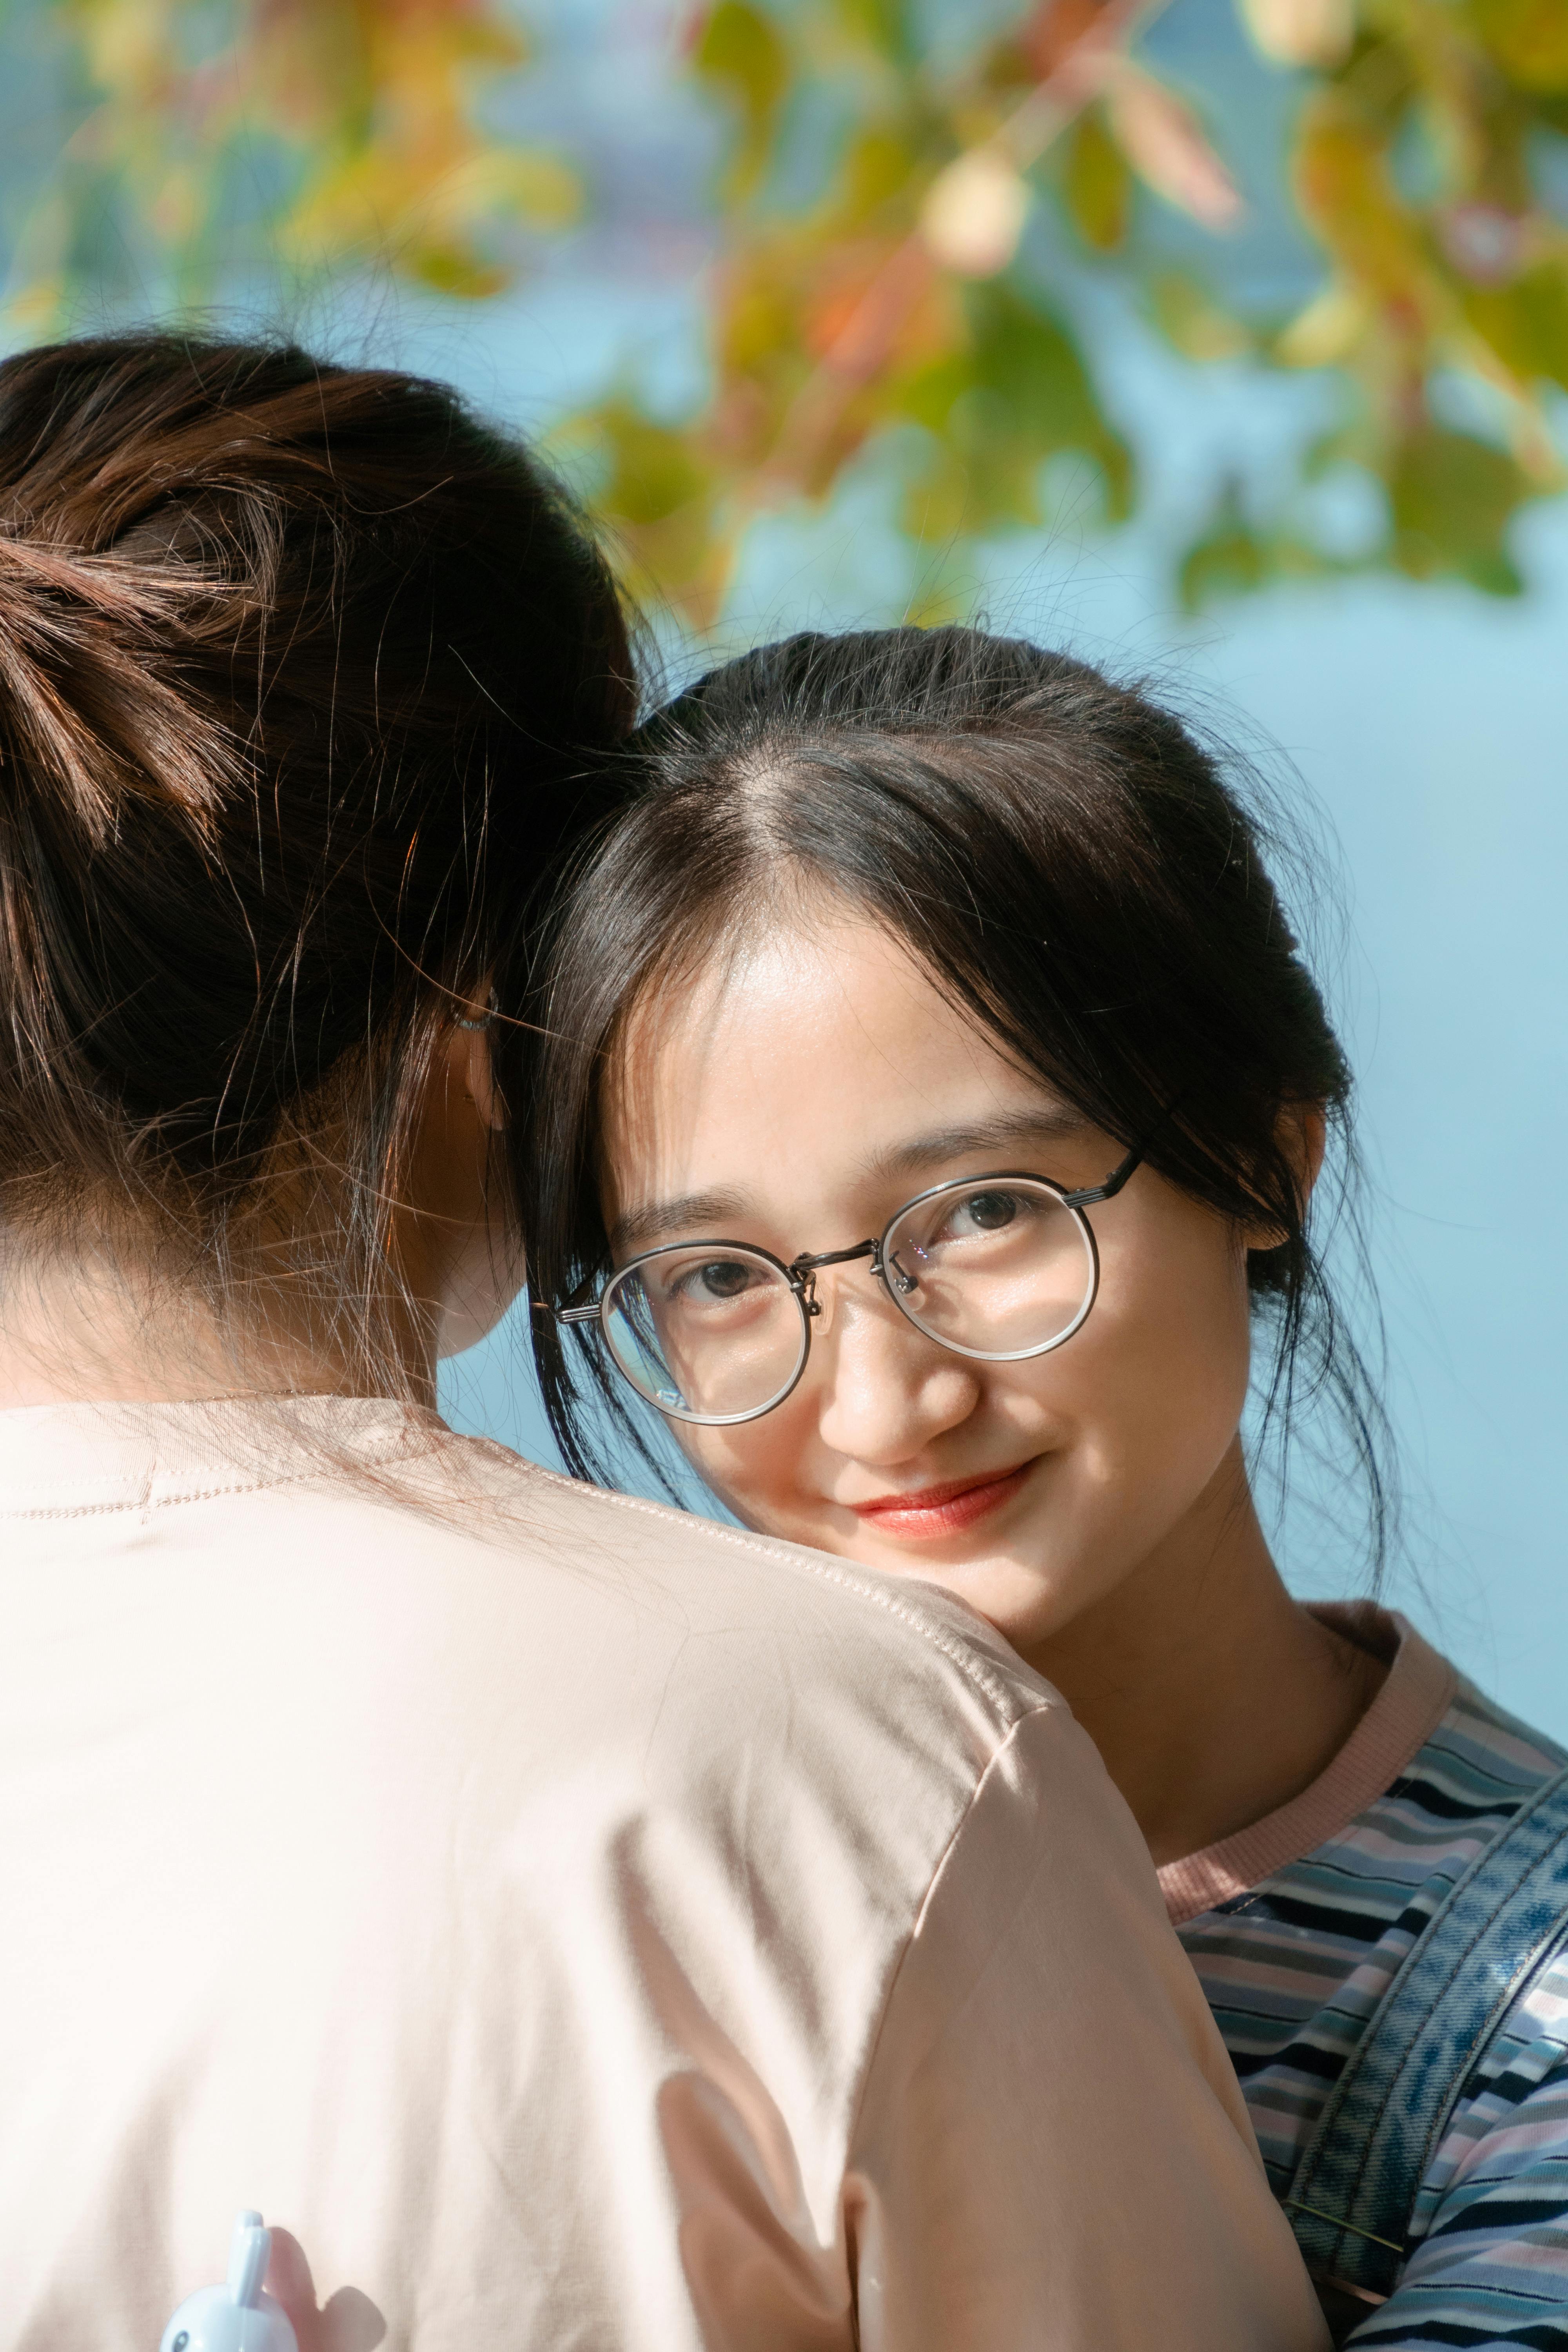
[
  {"left": 450, "top": 987, "right": 507, "bottom": 1131},
  {"left": 461, "top": 1029, "right": 508, "bottom": 1132}
]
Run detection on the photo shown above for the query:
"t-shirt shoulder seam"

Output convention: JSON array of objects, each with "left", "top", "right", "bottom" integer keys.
[
  {"left": 844, "top": 1708, "right": 1049, "bottom": 2163},
  {"left": 0, "top": 1436, "right": 443, "bottom": 1521},
  {"left": 529, "top": 1465, "right": 1036, "bottom": 1720}
]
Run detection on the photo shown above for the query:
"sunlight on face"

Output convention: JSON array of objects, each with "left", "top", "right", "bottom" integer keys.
[{"left": 599, "top": 912, "right": 1256, "bottom": 1653}]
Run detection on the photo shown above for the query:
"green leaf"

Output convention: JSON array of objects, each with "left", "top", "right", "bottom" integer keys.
[
  {"left": 1462, "top": 262, "right": 1568, "bottom": 393},
  {"left": 589, "top": 400, "right": 710, "bottom": 528},
  {"left": 1180, "top": 488, "right": 1273, "bottom": 608},
  {"left": 1178, "top": 483, "right": 1332, "bottom": 609},
  {"left": 841, "top": 125, "right": 917, "bottom": 223},
  {"left": 1151, "top": 270, "right": 1254, "bottom": 361},
  {"left": 1062, "top": 109, "right": 1130, "bottom": 253},
  {"left": 694, "top": 1, "right": 790, "bottom": 197},
  {"left": 1388, "top": 424, "right": 1530, "bottom": 593},
  {"left": 966, "top": 281, "right": 1133, "bottom": 521},
  {"left": 893, "top": 282, "right": 1134, "bottom": 541},
  {"left": 828, "top": 0, "right": 915, "bottom": 67}
]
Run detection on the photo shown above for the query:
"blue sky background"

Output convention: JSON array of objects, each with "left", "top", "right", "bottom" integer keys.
[{"left": 4, "top": 0, "right": 1565, "bottom": 1733}]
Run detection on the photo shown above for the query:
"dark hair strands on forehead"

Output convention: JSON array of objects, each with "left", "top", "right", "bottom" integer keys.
[
  {"left": 0, "top": 329, "right": 636, "bottom": 1403},
  {"left": 524, "top": 624, "right": 1394, "bottom": 1579}
]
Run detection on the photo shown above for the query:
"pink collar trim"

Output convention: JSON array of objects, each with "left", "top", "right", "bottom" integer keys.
[{"left": 1158, "top": 1604, "right": 1459, "bottom": 1927}]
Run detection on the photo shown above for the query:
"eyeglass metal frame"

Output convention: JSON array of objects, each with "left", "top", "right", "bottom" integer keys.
[{"left": 553, "top": 1140, "right": 1145, "bottom": 1428}]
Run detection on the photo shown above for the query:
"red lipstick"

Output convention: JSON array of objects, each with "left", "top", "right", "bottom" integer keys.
[{"left": 848, "top": 1459, "right": 1038, "bottom": 1541}]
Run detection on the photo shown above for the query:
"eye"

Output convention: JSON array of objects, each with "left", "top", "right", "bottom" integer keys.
[
  {"left": 172, "top": 2335, "right": 190, "bottom": 2351},
  {"left": 673, "top": 1258, "right": 760, "bottom": 1301},
  {"left": 956, "top": 1189, "right": 1018, "bottom": 1233}
]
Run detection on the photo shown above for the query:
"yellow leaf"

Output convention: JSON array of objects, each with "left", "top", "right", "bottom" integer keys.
[
  {"left": 1471, "top": 0, "right": 1568, "bottom": 91},
  {"left": 719, "top": 257, "right": 803, "bottom": 377},
  {"left": 1293, "top": 98, "right": 1434, "bottom": 314},
  {"left": 148, "top": 161, "right": 202, "bottom": 245},
  {"left": 1276, "top": 279, "right": 1370, "bottom": 365},
  {"left": 434, "top": 149, "right": 581, "bottom": 231},
  {"left": 412, "top": 246, "right": 510, "bottom": 299}
]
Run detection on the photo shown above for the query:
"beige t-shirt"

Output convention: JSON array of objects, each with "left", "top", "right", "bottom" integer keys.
[{"left": 0, "top": 1397, "right": 1326, "bottom": 2350}]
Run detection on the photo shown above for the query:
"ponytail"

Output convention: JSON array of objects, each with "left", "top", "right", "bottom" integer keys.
[{"left": 0, "top": 536, "right": 234, "bottom": 840}]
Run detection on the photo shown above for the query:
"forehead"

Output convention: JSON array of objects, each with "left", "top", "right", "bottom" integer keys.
[{"left": 601, "top": 916, "right": 1063, "bottom": 1210}]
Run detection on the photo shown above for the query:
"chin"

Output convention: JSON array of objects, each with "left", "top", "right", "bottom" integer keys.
[{"left": 844, "top": 1536, "right": 1058, "bottom": 1643}]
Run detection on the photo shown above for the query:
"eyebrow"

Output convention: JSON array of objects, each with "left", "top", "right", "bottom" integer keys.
[
  {"left": 609, "top": 1188, "right": 753, "bottom": 1257},
  {"left": 860, "top": 1107, "right": 1095, "bottom": 1184},
  {"left": 609, "top": 1106, "right": 1095, "bottom": 1258}
]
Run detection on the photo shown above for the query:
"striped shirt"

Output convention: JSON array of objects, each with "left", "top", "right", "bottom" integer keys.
[{"left": 1165, "top": 1604, "right": 1568, "bottom": 2348}]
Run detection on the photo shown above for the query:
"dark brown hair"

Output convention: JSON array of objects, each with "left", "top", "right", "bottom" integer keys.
[
  {"left": 0, "top": 330, "right": 634, "bottom": 1385},
  {"left": 524, "top": 625, "right": 1390, "bottom": 1565}
]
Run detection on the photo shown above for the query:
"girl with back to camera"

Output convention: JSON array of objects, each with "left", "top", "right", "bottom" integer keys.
[
  {"left": 529, "top": 625, "right": 1568, "bottom": 2350},
  {"left": 0, "top": 340, "right": 1325, "bottom": 2350}
]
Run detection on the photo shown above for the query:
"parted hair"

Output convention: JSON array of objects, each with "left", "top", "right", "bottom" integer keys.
[
  {"left": 0, "top": 330, "right": 633, "bottom": 1383},
  {"left": 524, "top": 625, "right": 1390, "bottom": 1564}
]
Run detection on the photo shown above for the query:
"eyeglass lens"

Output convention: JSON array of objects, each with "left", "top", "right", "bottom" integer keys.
[
  {"left": 881, "top": 1180, "right": 1095, "bottom": 1360},
  {"left": 600, "top": 1180, "right": 1098, "bottom": 1425},
  {"left": 603, "top": 1248, "right": 808, "bottom": 1423}
]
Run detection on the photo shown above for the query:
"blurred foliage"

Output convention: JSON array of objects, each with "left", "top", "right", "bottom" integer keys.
[
  {"left": 7, "top": 0, "right": 1568, "bottom": 618},
  {"left": 576, "top": 0, "right": 1568, "bottom": 619},
  {"left": 3, "top": 0, "right": 576, "bottom": 324}
]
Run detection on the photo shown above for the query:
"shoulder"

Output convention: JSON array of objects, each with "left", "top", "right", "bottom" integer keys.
[
  {"left": 221, "top": 1422, "right": 1078, "bottom": 1884},
  {"left": 231, "top": 1434, "right": 1114, "bottom": 2136},
  {"left": 1367, "top": 1672, "right": 1568, "bottom": 1876}
]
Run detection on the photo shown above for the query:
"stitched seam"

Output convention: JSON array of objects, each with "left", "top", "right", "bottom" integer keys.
[
  {"left": 9, "top": 1434, "right": 1028, "bottom": 1723},
  {"left": 528, "top": 1463, "right": 1026, "bottom": 1718},
  {"left": 0, "top": 1437, "right": 441, "bottom": 1521},
  {"left": 1410, "top": 1868, "right": 1568, "bottom": 2191},
  {"left": 842, "top": 1711, "right": 1055, "bottom": 2185},
  {"left": 1336, "top": 1777, "right": 1568, "bottom": 2229}
]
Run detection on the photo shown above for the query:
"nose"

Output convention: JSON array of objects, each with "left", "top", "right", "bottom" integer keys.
[{"left": 809, "top": 1267, "right": 981, "bottom": 1465}]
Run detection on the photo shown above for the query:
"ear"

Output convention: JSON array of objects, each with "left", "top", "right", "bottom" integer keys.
[
  {"left": 1242, "top": 1101, "right": 1327, "bottom": 1253},
  {"left": 1280, "top": 1100, "right": 1327, "bottom": 1209}
]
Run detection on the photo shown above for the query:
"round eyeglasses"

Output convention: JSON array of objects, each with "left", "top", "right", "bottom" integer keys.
[{"left": 553, "top": 1144, "right": 1142, "bottom": 1428}]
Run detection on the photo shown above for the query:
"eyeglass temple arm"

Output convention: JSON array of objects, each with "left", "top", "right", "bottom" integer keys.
[
  {"left": 552, "top": 1302, "right": 602, "bottom": 1325},
  {"left": 1061, "top": 1140, "right": 1145, "bottom": 1210}
]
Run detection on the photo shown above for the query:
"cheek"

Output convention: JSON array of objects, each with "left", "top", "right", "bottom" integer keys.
[
  {"left": 673, "top": 1404, "right": 813, "bottom": 1529},
  {"left": 1062, "top": 1209, "right": 1253, "bottom": 1480}
]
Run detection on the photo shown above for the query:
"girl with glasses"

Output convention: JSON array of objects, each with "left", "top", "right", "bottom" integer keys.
[
  {"left": 528, "top": 624, "right": 1568, "bottom": 2348},
  {"left": 0, "top": 347, "right": 1319, "bottom": 2351}
]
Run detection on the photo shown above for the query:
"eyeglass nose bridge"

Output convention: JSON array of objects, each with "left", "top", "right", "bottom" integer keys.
[{"left": 787, "top": 1236, "right": 881, "bottom": 1321}]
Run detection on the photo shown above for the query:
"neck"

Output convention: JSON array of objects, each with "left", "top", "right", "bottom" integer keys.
[
  {"left": 1022, "top": 1439, "right": 1386, "bottom": 1867},
  {"left": 0, "top": 1233, "right": 435, "bottom": 1411}
]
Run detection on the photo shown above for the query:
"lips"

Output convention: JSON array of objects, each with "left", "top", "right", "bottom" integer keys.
[{"left": 847, "top": 1458, "right": 1038, "bottom": 1540}]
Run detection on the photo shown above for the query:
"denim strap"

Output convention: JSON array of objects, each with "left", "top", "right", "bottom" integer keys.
[{"left": 1285, "top": 1757, "right": 1568, "bottom": 2307}]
